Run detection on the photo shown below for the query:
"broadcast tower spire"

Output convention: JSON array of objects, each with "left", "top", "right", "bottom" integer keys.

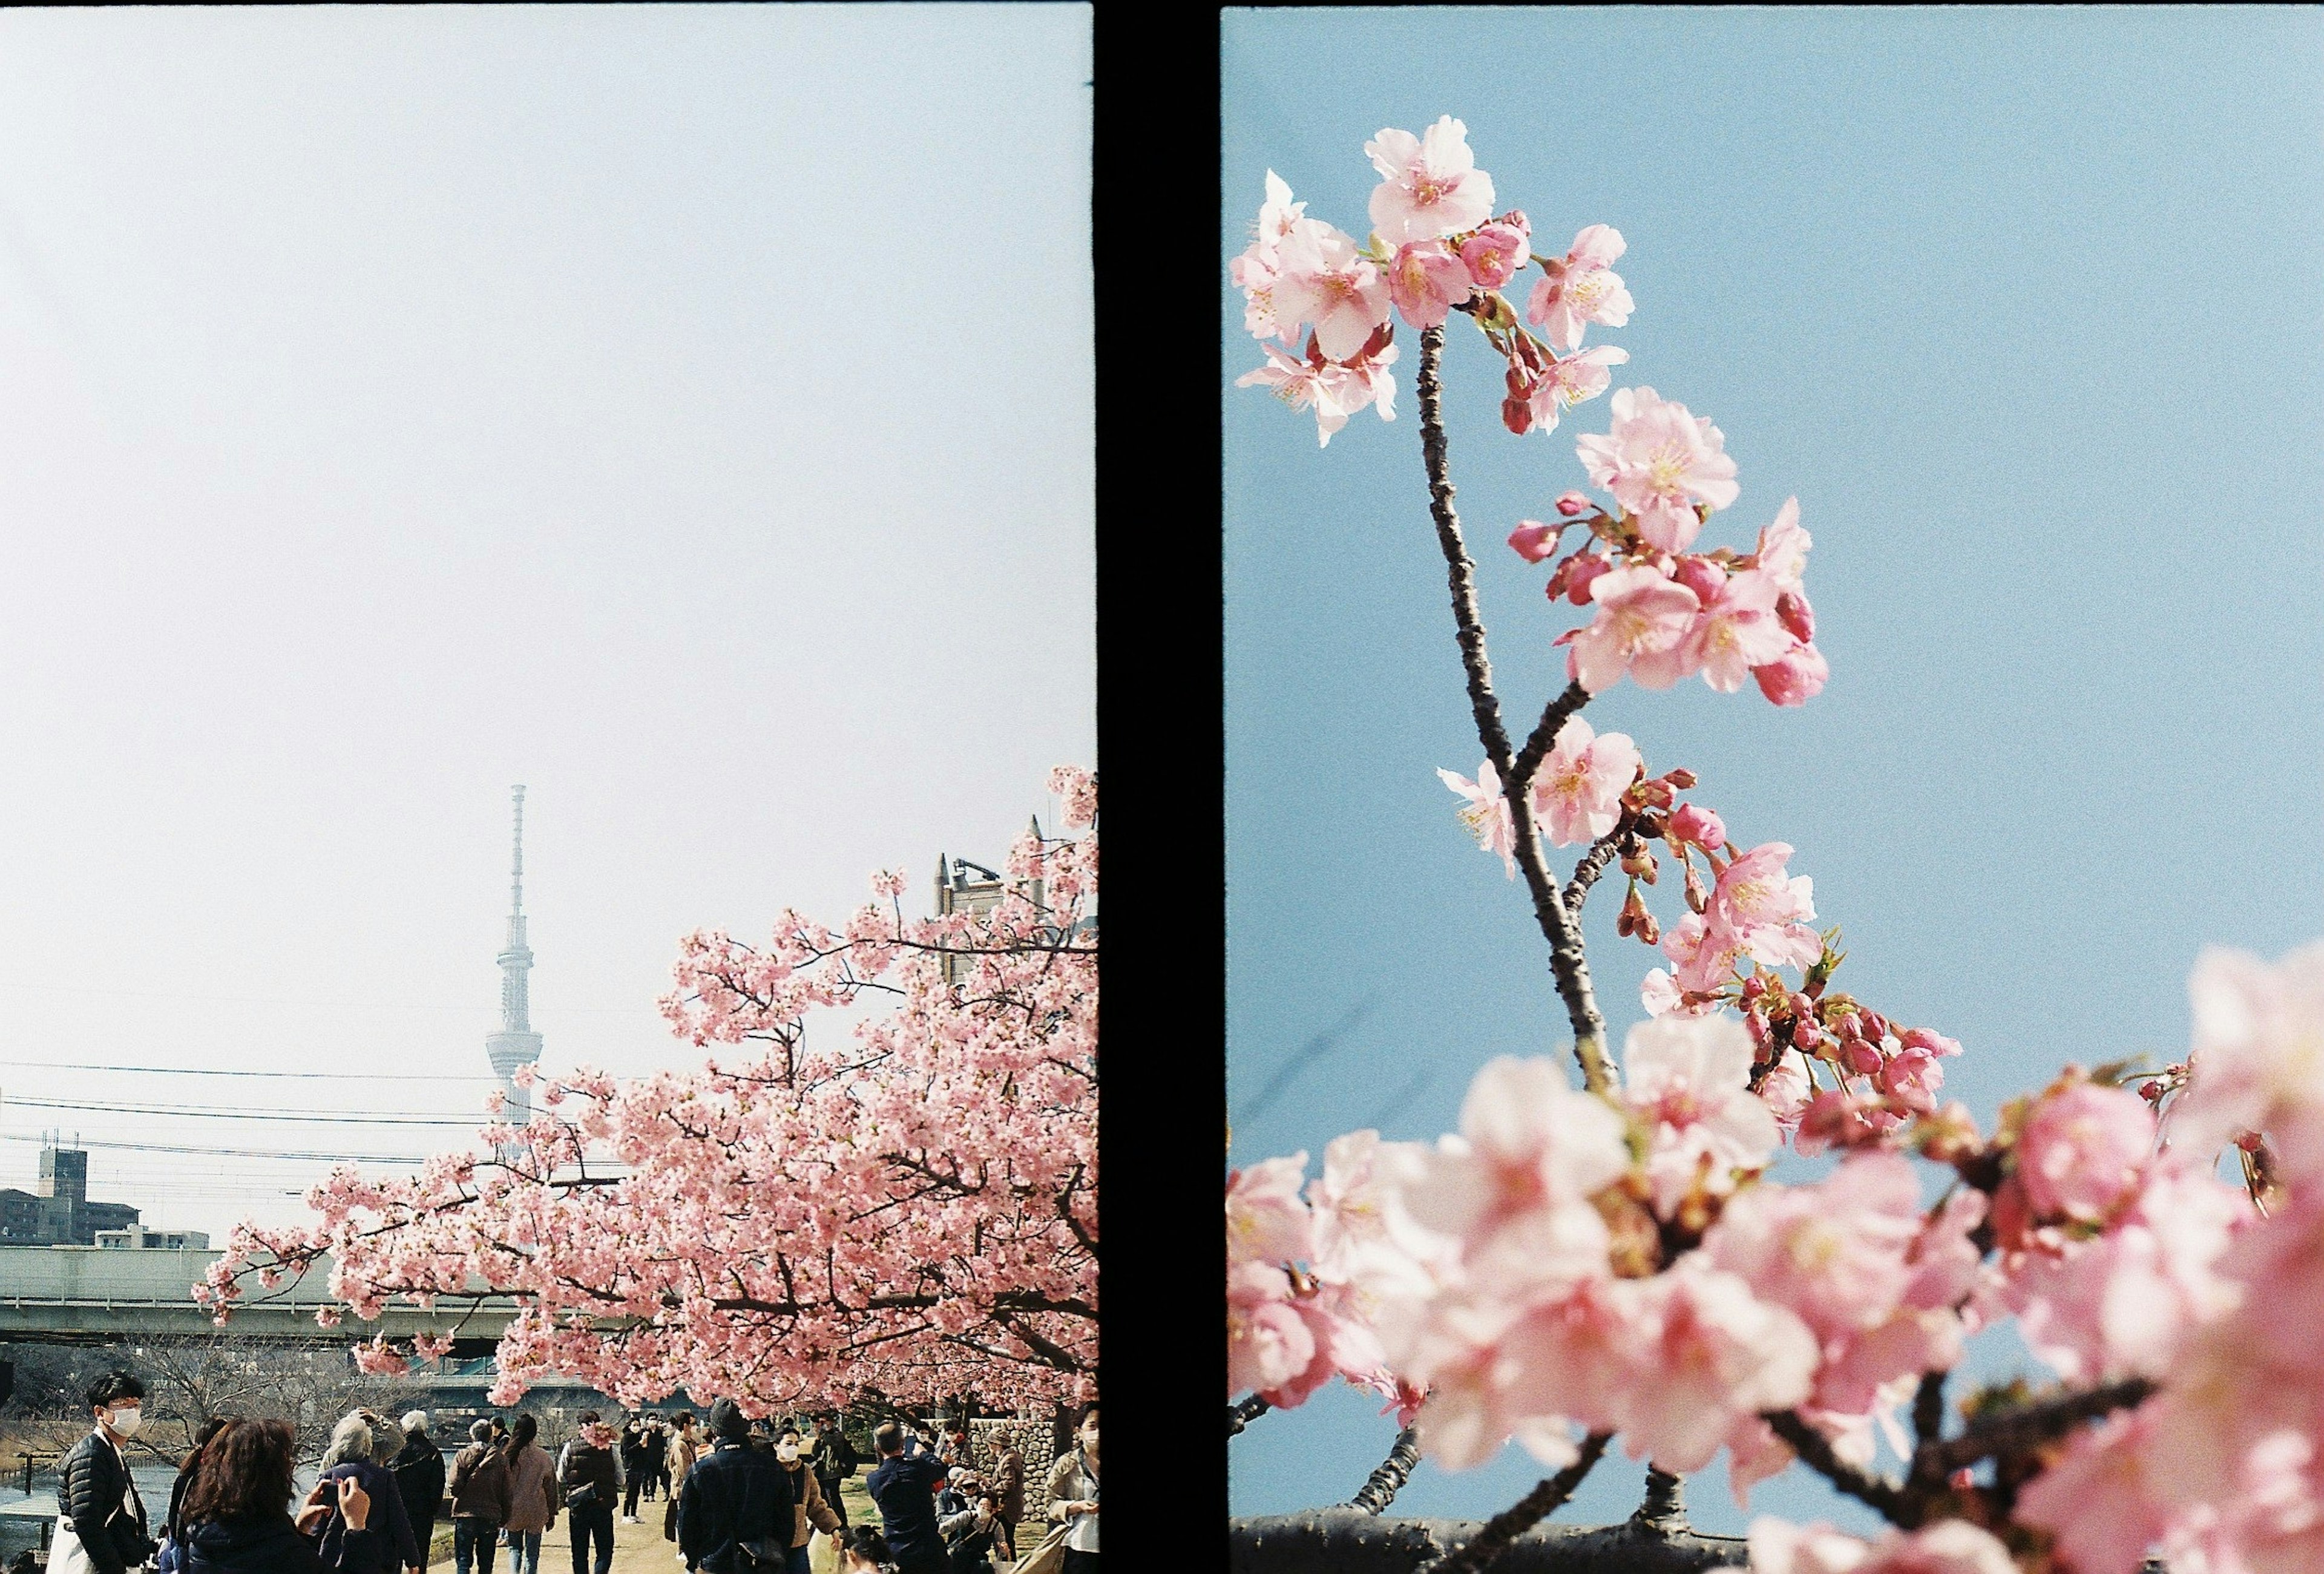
[{"left": 485, "top": 785, "right": 543, "bottom": 1123}]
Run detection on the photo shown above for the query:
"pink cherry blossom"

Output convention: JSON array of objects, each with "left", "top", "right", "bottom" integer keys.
[
  {"left": 1508, "top": 519, "right": 1562, "bottom": 563},
  {"left": 1459, "top": 218, "right": 1530, "bottom": 290},
  {"left": 1682, "top": 568, "right": 1796, "bottom": 694},
  {"left": 1708, "top": 843, "right": 1822, "bottom": 971},
  {"left": 1620, "top": 1015, "right": 1781, "bottom": 1213},
  {"left": 1521, "top": 345, "right": 1629, "bottom": 436},
  {"left": 2175, "top": 939, "right": 2324, "bottom": 1175},
  {"left": 1615, "top": 1257, "right": 1817, "bottom": 1472},
  {"left": 1753, "top": 641, "right": 1830, "bottom": 706},
  {"left": 1527, "top": 224, "right": 1635, "bottom": 352},
  {"left": 2016, "top": 1078, "right": 2156, "bottom": 1223},
  {"left": 1533, "top": 716, "right": 1640, "bottom": 847},
  {"left": 1397, "top": 1055, "right": 1629, "bottom": 1291},
  {"left": 1670, "top": 803, "right": 1727, "bottom": 850},
  {"left": 1236, "top": 339, "right": 1397, "bottom": 448},
  {"left": 1230, "top": 169, "right": 1311, "bottom": 341},
  {"left": 1747, "top": 1518, "right": 2017, "bottom": 1574},
  {"left": 1228, "top": 1152, "right": 1316, "bottom": 1268},
  {"left": 210, "top": 770, "right": 1101, "bottom": 1415},
  {"left": 1754, "top": 496, "right": 1813, "bottom": 591},
  {"left": 1438, "top": 758, "right": 1518, "bottom": 877},
  {"left": 1269, "top": 221, "right": 1393, "bottom": 363},
  {"left": 1385, "top": 240, "right": 1474, "bottom": 329},
  {"left": 1570, "top": 564, "right": 1701, "bottom": 694},
  {"left": 1365, "top": 116, "right": 1497, "bottom": 244},
  {"left": 1574, "top": 387, "right": 1741, "bottom": 551},
  {"left": 1403, "top": 1296, "right": 1583, "bottom": 1471}
]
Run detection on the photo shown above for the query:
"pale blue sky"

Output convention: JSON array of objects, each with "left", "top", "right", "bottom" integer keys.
[
  {"left": 1226, "top": 6, "right": 2324, "bottom": 1536},
  {"left": 0, "top": 5, "right": 1091, "bottom": 1241}
]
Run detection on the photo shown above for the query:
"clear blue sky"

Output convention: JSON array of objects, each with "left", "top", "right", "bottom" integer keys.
[{"left": 1225, "top": 6, "right": 2324, "bottom": 1536}]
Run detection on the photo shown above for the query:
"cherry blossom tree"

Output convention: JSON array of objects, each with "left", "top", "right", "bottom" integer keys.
[
  {"left": 1229, "top": 118, "right": 2314, "bottom": 1574},
  {"left": 202, "top": 768, "right": 1098, "bottom": 1418}
]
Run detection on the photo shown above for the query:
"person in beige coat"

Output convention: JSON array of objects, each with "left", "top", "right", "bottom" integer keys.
[
  {"left": 659, "top": 1415, "right": 700, "bottom": 1552},
  {"left": 495, "top": 1418, "right": 559, "bottom": 1574},
  {"left": 773, "top": 1427, "right": 840, "bottom": 1570}
]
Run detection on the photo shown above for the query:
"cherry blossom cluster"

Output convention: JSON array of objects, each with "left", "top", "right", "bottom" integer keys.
[
  {"left": 1230, "top": 118, "right": 1633, "bottom": 448},
  {"left": 205, "top": 769, "right": 1099, "bottom": 1416},
  {"left": 1229, "top": 114, "right": 2324, "bottom": 1574},
  {"left": 1518, "top": 490, "right": 1827, "bottom": 705}
]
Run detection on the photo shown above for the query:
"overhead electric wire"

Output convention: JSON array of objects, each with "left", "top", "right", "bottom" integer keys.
[
  {"left": 1, "top": 1097, "right": 487, "bottom": 1126},
  {"left": 0, "top": 1059, "right": 500, "bottom": 1082}
]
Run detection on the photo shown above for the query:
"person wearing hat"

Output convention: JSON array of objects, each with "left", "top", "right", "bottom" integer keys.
[
  {"left": 674, "top": 1402, "right": 793, "bottom": 1574},
  {"left": 389, "top": 1415, "right": 446, "bottom": 1574}
]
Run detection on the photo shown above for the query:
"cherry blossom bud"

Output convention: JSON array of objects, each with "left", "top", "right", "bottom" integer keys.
[
  {"left": 1859, "top": 1010, "right": 1889, "bottom": 1044},
  {"left": 1672, "top": 554, "right": 1725, "bottom": 604},
  {"left": 1503, "top": 394, "right": 1535, "bottom": 436},
  {"left": 1618, "top": 884, "right": 1661, "bottom": 945},
  {"left": 1474, "top": 292, "right": 1518, "bottom": 331},
  {"left": 1621, "top": 844, "right": 1658, "bottom": 883},
  {"left": 1843, "top": 1038, "right": 1885, "bottom": 1077},
  {"left": 2139, "top": 1080, "right": 2164, "bottom": 1103},
  {"left": 1836, "top": 1012, "right": 1864, "bottom": 1042},
  {"left": 2237, "top": 1130, "right": 2266, "bottom": 1153},
  {"left": 1563, "top": 553, "right": 1611, "bottom": 606},
  {"left": 1682, "top": 860, "right": 1709, "bottom": 914},
  {"left": 1669, "top": 803, "right": 1725, "bottom": 851},
  {"left": 1740, "top": 972, "right": 1768, "bottom": 1002},
  {"left": 1508, "top": 520, "right": 1561, "bottom": 562},
  {"left": 1777, "top": 589, "right": 1816, "bottom": 643},
  {"left": 1745, "top": 1011, "right": 1772, "bottom": 1054},
  {"left": 1663, "top": 767, "right": 1698, "bottom": 789},
  {"left": 1555, "top": 490, "right": 1591, "bottom": 517}
]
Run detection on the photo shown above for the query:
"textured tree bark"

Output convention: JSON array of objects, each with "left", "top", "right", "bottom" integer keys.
[{"left": 1228, "top": 1512, "right": 1748, "bottom": 1573}]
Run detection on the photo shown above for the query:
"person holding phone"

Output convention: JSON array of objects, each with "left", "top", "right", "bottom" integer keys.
[{"left": 180, "top": 1419, "right": 379, "bottom": 1574}]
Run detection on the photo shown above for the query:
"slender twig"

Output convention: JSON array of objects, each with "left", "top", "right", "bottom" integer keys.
[
  {"left": 1925, "top": 1377, "right": 2156, "bottom": 1476},
  {"left": 1413, "top": 326, "right": 1610, "bottom": 1094},
  {"left": 1345, "top": 1425, "right": 1423, "bottom": 1513},
  {"left": 1423, "top": 1431, "right": 1611, "bottom": 1574},
  {"left": 1228, "top": 1395, "right": 1270, "bottom": 1437},
  {"left": 1564, "top": 832, "right": 1626, "bottom": 914},
  {"left": 1764, "top": 1410, "right": 1914, "bottom": 1524}
]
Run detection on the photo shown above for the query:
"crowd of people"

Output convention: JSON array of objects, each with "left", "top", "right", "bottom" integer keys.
[{"left": 48, "top": 1373, "right": 1097, "bottom": 1574}]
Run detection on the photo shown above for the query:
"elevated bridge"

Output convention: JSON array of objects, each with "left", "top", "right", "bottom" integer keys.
[{"left": 0, "top": 1246, "right": 519, "bottom": 1357}]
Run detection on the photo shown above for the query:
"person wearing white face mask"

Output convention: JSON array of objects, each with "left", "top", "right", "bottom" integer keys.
[
  {"left": 767, "top": 1429, "right": 836, "bottom": 1574},
  {"left": 55, "top": 1371, "right": 161, "bottom": 1574}
]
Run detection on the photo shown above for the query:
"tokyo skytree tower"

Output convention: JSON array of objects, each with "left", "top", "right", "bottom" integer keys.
[{"left": 485, "top": 785, "right": 543, "bottom": 1124}]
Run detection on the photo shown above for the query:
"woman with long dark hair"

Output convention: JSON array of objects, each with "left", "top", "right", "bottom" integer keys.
[
  {"left": 179, "top": 1420, "right": 379, "bottom": 1574},
  {"left": 493, "top": 1417, "right": 556, "bottom": 1574},
  {"left": 159, "top": 1418, "right": 234, "bottom": 1574}
]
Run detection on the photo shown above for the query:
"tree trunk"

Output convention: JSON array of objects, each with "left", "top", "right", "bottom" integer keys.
[{"left": 1229, "top": 1511, "right": 1747, "bottom": 1573}]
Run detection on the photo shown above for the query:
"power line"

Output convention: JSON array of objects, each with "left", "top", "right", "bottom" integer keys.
[
  {"left": 1, "top": 1097, "right": 487, "bottom": 1126},
  {"left": 0, "top": 1130, "right": 442, "bottom": 1163},
  {"left": 0, "top": 1060, "right": 500, "bottom": 1083}
]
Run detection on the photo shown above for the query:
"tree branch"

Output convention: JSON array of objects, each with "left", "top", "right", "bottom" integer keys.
[
  {"left": 1345, "top": 1426, "right": 1422, "bottom": 1515},
  {"left": 1563, "top": 833, "right": 1625, "bottom": 915},
  {"left": 1413, "top": 326, "right": 1609, "bottom": 1094},
  {"left": 1229, "top": 1395, "right": 1271, "bottom": 1437},
  {"left": 1423, "top": 1431, "right": 1611, "bottom": 1574},
  {"left": 1925, "top": 1377, "right": 2155, "bottom": 1477},
  {"left": 1764, "top": 1411, "right": 1914, "bottom": 1525}
]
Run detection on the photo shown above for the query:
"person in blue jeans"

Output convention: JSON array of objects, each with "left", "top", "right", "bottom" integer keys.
[
  {"left": 863, "top": 1423, "right": 948, "bottom": 1574},
  {"left": 447, "top": 1421, "right": 511, "bottom": 1574}
]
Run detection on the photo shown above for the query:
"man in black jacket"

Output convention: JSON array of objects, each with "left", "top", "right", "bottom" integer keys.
[
  {"left": 56, "top": 1371, "right": 158, "bottom": 1574},
  {"left": 389, "top": 1412, "right": 447, "bottom": 1572},
  {"left": 675, "top": 1402, "right": 792, "bottom": 1574},
  {"left": 806, "top": 1417, "right": 855, "bottom": 1535},
  {"left": 554, "top": 1414, "right": 622, "bottom": 1574}
]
